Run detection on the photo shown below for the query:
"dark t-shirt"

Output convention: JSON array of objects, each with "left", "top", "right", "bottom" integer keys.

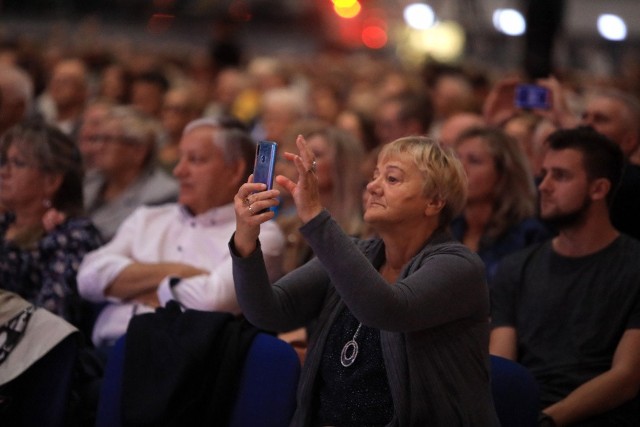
[
  {"left": 611, "top": 162, "right": 640, "bottom": 241},
  {"left": 450, "top": 216, "right": 551, "bottom": 283},
  {"left": 491, "top": 235, "right": 640, "bottom": 412}
]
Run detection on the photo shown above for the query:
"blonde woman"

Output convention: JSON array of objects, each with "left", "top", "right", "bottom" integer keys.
[
  {"left": 231, "top": 135, "right": 499, "bottom": 425},
  {"left": 452, "top": 126, "right": 550, "bottom": 281}
]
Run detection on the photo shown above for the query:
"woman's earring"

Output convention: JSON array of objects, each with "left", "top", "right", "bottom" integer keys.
[{"left": 43, "top": 198, "right": 52, "bottom": 209}]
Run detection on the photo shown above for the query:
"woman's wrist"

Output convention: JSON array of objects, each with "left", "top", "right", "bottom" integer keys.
[
  {"left": 298, "top": 206, "right": 323, "bottom": 224},
  {"left": 232, "top": 231, "right": 258, "bottom": 258}
]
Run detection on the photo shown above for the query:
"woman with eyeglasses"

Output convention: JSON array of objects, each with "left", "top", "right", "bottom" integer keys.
[
  {"left": 83, "top": 105, "right": 179, "bottom": 241},
  {"left": 0, "top": 120, "right": 103, "bottom": 334}
]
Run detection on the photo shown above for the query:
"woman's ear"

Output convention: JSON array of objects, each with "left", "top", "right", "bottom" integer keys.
[
  {"left": 43, "top": 173, "right": 63, "bottom": 198},
  {"left": 425, "top": 198, "right": 446, "bottom": 217}
]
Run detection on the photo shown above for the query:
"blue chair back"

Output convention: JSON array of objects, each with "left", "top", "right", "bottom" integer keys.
[
  {"left": 490, "top": 354, "right": 540, "bottom": 427},
  {"left": 96, "top": 332, "right": 300, "bottom": 427},
  {"left": 228, "top": 333, "right": 301, "bottom": 427},
  {"left": 96, "top": 335, "right": 126, "bottom": 427}
]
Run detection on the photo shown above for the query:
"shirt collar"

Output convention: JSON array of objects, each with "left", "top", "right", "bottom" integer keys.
[{"left": 177, "top": 203, "right": 235, "bottom": 227}]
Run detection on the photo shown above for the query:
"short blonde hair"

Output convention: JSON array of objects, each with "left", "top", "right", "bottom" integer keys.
[{"left": 379, "top": 136, "right": 467, "bottom": 227}]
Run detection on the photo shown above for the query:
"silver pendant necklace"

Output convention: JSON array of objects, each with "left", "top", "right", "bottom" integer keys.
[{"left": 340, "top": 322, "right": 363, "bottom": 367}]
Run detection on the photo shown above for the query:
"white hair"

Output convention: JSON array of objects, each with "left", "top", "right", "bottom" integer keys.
[{"left": 0, "top": 65, "right": 34, "bottom": 114}]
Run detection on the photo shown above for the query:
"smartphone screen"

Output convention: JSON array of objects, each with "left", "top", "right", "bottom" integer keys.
[
  {"left": 514, "top": 84, "right": 550, "bottom": 110},
  {"left": 253, "top": 141, "right": 277, "bottom": 190}
]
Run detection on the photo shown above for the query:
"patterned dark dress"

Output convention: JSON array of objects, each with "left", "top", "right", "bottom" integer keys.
[{"left": 0, "top": 212, "right": 103, "bottom": 330}]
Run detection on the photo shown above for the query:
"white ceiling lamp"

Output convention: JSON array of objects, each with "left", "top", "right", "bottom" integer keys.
[
  {"left": 404, "top": 3, "right": 437, "bottom": 30},
  {"left": 597, "top": 14, "right": 627, "bottom": 41},
  {"left": 493, "top": 8, "right": 526, "bottom": 36}
]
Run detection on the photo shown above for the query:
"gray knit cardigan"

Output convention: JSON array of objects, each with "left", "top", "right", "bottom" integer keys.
[{"left": 231, "top": 210, "right": 500, "bottom": 426}]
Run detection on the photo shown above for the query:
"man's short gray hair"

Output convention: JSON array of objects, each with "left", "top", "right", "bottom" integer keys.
[{"left": 183, "top": 116, "right": 256, "bottom": 181}]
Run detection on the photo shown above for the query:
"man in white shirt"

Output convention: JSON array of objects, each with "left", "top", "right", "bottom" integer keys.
[{"left": 78, "top": 117, "right": 284, "bottom": 348}]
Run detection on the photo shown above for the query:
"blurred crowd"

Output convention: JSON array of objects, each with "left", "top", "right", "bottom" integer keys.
[{"left": 1, "top": 23, "right": 640, "bottom": 425}]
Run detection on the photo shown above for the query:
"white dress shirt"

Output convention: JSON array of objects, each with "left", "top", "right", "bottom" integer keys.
[{"left": 77, "top": 203, "right": 284, "bottom": 347}]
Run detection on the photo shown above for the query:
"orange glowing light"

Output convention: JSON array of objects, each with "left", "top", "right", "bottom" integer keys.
[
  {"left": 334, "top": 1, "right": 361, "bottom": 19},
  {"left": 332, "top": 0, "right": 357, "bottom": 7}
]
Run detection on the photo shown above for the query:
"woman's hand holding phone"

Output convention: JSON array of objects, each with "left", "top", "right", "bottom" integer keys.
[
  {"left": 233, "top": 180, "right": 280, "bottom": 257},
  {"left": 233, "top": 140, "right": 281, "bottom": 257},
  {"left": 234, "top": 134, "right": 324, "bottom": 256}
]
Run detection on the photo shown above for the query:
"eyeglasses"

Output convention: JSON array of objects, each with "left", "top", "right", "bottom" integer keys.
[{"left": 0, "top": 156, "right": 33, "bottom": 170}]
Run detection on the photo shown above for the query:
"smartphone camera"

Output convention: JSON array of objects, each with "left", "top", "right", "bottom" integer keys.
[
  {"left": 515, "top": 84, "right": 550, "bottom": 110},
  {"left": 252, "top": 141, "right": 277, "bottom": 214},
  {"left": 253, "top": 141, "right": 277, "bottom": 191}
]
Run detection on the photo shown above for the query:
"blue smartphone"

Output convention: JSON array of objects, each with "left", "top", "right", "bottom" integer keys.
[
  {"left": 253, "top": 140, "right": 277, "bottom": 190},
  {"left": 514, "top": 84, "right": 550, "bottom": 110}
]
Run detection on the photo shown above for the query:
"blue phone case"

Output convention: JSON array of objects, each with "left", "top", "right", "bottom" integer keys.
[
  {"left": 515, "top": 84, "right": 550, "bottom": 110},
  {"left": 253, "top": 141, "right": 277, "bottom": 190}
]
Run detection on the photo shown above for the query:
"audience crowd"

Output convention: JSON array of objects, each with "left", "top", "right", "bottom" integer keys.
[{"left": 1, "top": 23, "right": 640, "bottom": 426}]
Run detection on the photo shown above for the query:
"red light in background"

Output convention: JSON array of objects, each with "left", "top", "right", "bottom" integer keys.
[{"left": 361, "top": 25, "right": 387, "bottom": 49}]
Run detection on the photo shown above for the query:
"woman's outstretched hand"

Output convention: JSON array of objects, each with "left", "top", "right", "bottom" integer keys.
[
  {"left": 275, "top": 134, "right": 323, "bottom": 224},
  {"left": 233, "top": 178, "right": 280, "bottom": 257}
]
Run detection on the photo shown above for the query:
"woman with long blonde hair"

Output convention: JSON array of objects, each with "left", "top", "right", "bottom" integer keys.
[{"left": 452, "top": 126, "right": 551, "bottom": 281}]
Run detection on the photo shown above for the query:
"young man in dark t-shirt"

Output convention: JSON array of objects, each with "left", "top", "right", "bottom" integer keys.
[{"left": 490, "top": 127, "right": 640, "bottom": 426}]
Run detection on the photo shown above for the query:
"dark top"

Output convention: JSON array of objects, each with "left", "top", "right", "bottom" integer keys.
[
  {"left": 491, "top": 235, "right": 640, "bottom": 423},
  {"left": 610, "top": 162, "right": 640, "bottom": 241},
  {"left": 231, "top": 210, "right": 500, "bottom": 426},
  {"left": 450, "top": 216, "right": 552, "bottom": 283},
  {"left": 0, "top": 212, "right": 103, "bottom": 328},
  {"left": 122, "top": 301, "right": 259, "bottom": 427},
  {"left": 316, "top": 307, "right": 393, "bottom": 426}
]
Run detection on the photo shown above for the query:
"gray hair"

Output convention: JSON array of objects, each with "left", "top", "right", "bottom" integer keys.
[
  {"left": 585, "top": 87, "right": 640, "bottom": 134},
  {"left": 0, "top": 65, "right": 34, "bottom": 115},
  {"left": 0, "top": 120, "right": 84, "bottom": 217},
  {"left": 183, "top": 117, "right": 256, "bottom": 181},
  {"left": 106, "top": 105, "right": 165, "bottom": 168}
]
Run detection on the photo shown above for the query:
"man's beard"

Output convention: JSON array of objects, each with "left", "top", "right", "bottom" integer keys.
[{"left": 541, "top": 195, "right": 592, "bottom": 230}]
